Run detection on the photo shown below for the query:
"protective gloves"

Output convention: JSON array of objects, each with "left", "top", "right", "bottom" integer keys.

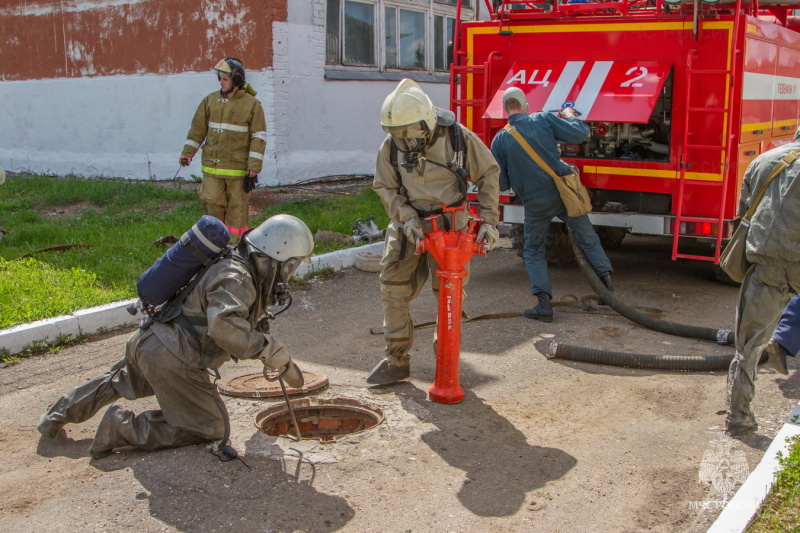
[
  {"left": 559, "top": 103, "right": 581, "bottom": 119},
  {"left": 476, "top": 223, "right": 499, "bottom": 248},
  {"left": 243, "top": 175, "right": 258, "bottom": 193},
  {"left": 403, "top": 217, "right": 425, "bottom": 244},
  {"left": 259, "top": 336, "right": 304, "bottom": 389}
]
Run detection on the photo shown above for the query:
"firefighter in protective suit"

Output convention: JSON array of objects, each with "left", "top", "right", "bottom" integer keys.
[
  {"left": 37, "top": 215, "right": 313, "bottom": 459},
  {"left": 180, "top": 57, "right": 267, "bottom": 244},
  {"left": 725, "top": 127, "right": 800, "bottom": 435},
  {"left": 367, "top": 79, "right": 500, "bottom": 385}
]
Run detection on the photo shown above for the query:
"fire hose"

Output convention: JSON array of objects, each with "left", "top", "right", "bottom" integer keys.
[{"left": 547, "top": 227, "right": 736, "bottom": 371}]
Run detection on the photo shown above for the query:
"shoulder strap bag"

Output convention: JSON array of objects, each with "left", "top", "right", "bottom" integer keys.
[
  {"left": 503, "top": 124, "right": 592, "bottom": 217},
  {"left": 719, "top": 149, "right": 800, "bottom": 282}
]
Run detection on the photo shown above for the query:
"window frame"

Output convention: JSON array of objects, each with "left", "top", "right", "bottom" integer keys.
[
  {"left": 325, "top": 0, "right": 473, "bottom": 80},
  {"left": 384, "top": 5, "right": 428, "bottom": 70}
]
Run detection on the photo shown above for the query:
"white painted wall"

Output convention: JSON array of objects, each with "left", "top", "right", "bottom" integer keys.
[
  {"left": 0, "top": 71, "right": 274, "bottom": 181},
  {"left": 0, "top": 1, "right": 450, "bottom": 185}
]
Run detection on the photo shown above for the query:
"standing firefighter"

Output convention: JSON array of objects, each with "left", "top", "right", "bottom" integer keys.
[
  {"left": 725, "top": 127, "right": 800, "bottom": 436},
  {"left": 367, "top": 79, "right": 500, "bottom": 385},
  {"left": 37, "top": 215, "right": 313, "bottom": 459},
  {"left": 180, "top": 57, "right": 267, "bottom": 244}
]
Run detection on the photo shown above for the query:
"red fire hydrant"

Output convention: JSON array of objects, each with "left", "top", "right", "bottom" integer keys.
[{"left": 416, "top": 204, "right": 487, "bottom": 404}]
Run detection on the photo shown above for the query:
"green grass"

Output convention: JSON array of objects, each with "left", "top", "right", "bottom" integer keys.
[
  {"left": 746, "top": 432, "right": 800, "bottom": 532},
  {"left": 0, "top": 174, "right": 386, "bottom": 330}
]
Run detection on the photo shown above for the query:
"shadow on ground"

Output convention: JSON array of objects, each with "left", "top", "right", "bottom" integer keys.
[
  {"left": 395, "top": 383, "right": 577, "bottom": 517},
  {"left": 89, "top": 444, "right": 354, "bottom": 531}
]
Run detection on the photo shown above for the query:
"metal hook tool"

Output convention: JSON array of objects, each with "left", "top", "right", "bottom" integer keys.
[{"left": 263, "top": 367, "right": 302, "bottom": 441}]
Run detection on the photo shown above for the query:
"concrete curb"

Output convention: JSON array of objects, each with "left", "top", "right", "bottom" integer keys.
[
  {"left": 707, "top": 401, "right": 800, "bottom": 532},
  {"left": 0, "top": 241, "right": 384, "bottom": 356}
]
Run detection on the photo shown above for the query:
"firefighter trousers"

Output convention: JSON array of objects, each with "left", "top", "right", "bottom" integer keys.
[
  {"left": 726, "top": 263, "right": 800, "bottom": 431},
  {"left": 39, "top": 328, "right": 227, "bottom": 451},
  {"left": 199, "top": 174, "right": 249, "bottom": 244},
  {"left": 523, "top": 201, "right": 612, "bottom": 298},
  {"left": 379, "top": 218, "right": 471, "bottom": 365}
]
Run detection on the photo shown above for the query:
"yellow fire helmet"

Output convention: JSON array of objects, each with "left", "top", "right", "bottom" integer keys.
[{"left": 211, "top": 57, "right": 246, "bottom": 87}]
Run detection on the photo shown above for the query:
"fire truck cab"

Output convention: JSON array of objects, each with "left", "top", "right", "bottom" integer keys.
[{"left": 452, "top": 0, "right": 800, "bottom": 274}]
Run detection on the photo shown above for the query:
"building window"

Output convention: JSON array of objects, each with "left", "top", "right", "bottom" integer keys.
[
  {"left": 435, "top": 0, "right": 471, "bottom": 7},
  {"left": 327, "top": 0, "right": 376, "bottom": 66},
  {"left": 385, "top": 7, "right": 426, "bottom": 69},
  {"left": 434, "top": 15, "right": 455, "bottom": 71},
  {"left": 326, "top": 0, "right": 469, "bottom": 74}
]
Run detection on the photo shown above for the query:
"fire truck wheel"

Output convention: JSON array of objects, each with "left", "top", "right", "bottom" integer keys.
[
  {"left": 510, "top": 223, "right": 577, "bottom": 266},
  {"left": 545, "top": 223, "right": 576, "bottom": 266},
  {"left": 595, "top": 227, "right": 627, "bottom": 249}
]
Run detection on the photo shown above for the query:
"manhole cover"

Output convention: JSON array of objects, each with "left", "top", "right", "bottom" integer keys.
[
  {"left": 218, "top": 370, "right": 329, "bottom": 398},
  {"left": 255, "top": 397, "right": 384, "bottom": 443}
]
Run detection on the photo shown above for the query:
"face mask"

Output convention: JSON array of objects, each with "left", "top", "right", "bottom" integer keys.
[
  {"left": 394, "top": 137, "right": 428, "bottom": 153},
  {"left": 279, "top": 257, "right": 303, "bottom": 282},
  {"left": 384, "top": 124, "right": 430, "bottom": 154}
]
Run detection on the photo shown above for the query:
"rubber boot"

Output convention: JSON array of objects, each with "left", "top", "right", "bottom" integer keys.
[
  {"left": 366, "top": 358, "right": 410, "bottom": 385},
  {"left": 89, "top": 404, "right": 132, "bottom": 459},
  {"left": 523, "top": 293, "right": 553, "bottom": 322},
  {"left": 37, "top": 413, "right": 65, "bottom": 438},
  {"left": 598, "top": 273, "right": 615, "bottom": 306},
  {"left": 764, "top": 339, "right": 789, "bottom": 375}
]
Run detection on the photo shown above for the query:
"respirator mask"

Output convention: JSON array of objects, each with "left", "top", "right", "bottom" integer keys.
[{"left": 384, "top": 123, "right": 431, "bottom": 169}]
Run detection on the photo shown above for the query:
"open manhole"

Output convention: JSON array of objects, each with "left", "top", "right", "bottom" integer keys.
[
  {"left": 218, "top": 370, "right": 329, "bottom": 398},
  {"left": 255, "top": 397, "right": 384, "bottom": 443}
]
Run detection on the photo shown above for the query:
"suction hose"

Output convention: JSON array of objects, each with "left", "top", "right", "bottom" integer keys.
[
  {"left": 568, "top": 227, "right": 734, "bottom": 345},
  {"left": 545, "top": 228, "right": 736, "bottom": 371},
  {"left": 548, "top": 341, "right": 733, "bottom": 371}
]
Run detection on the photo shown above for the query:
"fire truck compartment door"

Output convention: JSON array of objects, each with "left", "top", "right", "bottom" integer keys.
[{"left": 484, "top": 60, "right": 672, "bottom": 123}]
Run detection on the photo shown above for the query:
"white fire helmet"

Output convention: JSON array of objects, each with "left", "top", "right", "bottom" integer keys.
[
  {"left": 245, "top": 214, "right": 314, "bottom": 266},
  {"left": 380, "top": 79, "right": 438, "bottom": 152}
]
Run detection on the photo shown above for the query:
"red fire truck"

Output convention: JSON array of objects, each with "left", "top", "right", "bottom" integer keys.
[{"left": 452, "top": 0, "right": 800, "bottom": 277}]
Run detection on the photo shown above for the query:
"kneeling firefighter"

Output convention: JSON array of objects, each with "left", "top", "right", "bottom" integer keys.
[
  {"left": 367, "top": 79, "right": 500, "bottom": 385},
  {"left": 37, "top": 214, "right": 314, "bottom": 460}
]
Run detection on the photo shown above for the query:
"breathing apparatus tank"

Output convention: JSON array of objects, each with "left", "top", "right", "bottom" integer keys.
[{"left": 135, "top": 216, "right": 230, "bottom": 315}]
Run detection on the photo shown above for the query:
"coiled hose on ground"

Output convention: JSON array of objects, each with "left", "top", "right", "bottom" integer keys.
[{"left": 546, "top": 228, "right": 736, "bottom": 371}]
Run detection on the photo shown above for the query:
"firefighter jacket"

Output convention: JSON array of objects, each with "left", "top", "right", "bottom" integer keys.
[
  {"left": 491, "top": 112, "right": 589, "bottom": 209},
  {"left": 739, "top": 140, "right": 800, "bottom": 268},
  {"left": 373, "top": 124, "right": 500, "bottom": 226},
  {"left": 182, "top": 89, "right": 267, "bottom": 178},
  {"left": 148, "top": 252, "right": 282, "bottom": 370}
]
